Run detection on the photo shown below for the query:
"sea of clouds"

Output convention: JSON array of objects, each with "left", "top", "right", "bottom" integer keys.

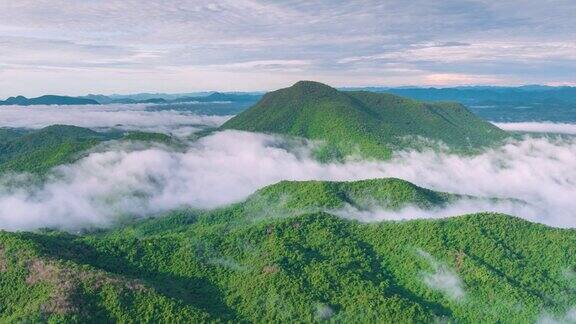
[
  {"left": 0, "top": 106, "right": 574, "bottom": 231},
  {"left": 0, "top": 104, "right": 230, "bottom": 136},
  {"left": 496, "top": 122, "right": 576, "bottom": 135},
  {"left": 0, "top": 124, "right": 574, "bottom": 231}
]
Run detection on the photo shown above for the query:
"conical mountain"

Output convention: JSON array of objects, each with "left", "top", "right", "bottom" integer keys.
[{"left": 221, "top": 81, "right": 508, "bottom": 158}]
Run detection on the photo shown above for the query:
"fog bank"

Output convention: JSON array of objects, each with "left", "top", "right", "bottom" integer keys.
[
  {"left": 0, "top": 130, "right": 574, "bottom": 230},
  {"left": 496, "top": 122, "right": 576, "bottom": 135},
  {"left": 0, "top": 104, "right": 230, "bottom": 136}
]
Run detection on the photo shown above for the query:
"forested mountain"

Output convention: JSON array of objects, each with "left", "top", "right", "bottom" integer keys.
[
  {"left": 221, "top": 81, "right": 508, "bottom": 159},
  {"left": 0, "top": 178, "right": 573, "bottom": 322}
]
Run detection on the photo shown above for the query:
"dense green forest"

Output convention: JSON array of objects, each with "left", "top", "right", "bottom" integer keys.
[
  {"left": 0, "top": 178, "right": 574, "bottom": 323},
  {"left": 221, "top": 81, "right": 508, "bottom": 160}
]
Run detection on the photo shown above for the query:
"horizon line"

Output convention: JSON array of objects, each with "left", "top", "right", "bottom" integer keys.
[{"left": 3, "top": 82, "right": 576, "bottom": 100}]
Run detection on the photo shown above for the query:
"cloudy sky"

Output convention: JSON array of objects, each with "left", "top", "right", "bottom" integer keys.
[{"left": 0, "top": 0, "right": 575, "bottom": 97}]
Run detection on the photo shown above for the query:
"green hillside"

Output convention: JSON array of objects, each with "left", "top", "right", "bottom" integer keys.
[
  {"left": 243, "top": 178, "right": 459, "bottom": 216},
  {"left": 0, "top": 126, "right": 179, "bottom": 174},
  {"left": 0, "top": 125, "right": 111, "bottom": 174},
  {"left": 0, "top": 179, "right": 573, "bottom": 323},
  {"left": 221, "top": 81, "right": 508, "bottom": 159}
]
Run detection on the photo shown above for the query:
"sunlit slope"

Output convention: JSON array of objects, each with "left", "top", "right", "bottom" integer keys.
[
  {"left": 0, "top": 178, "right": 573, "bottom": 322},
  {"left": 221, "top": 81, "right": 508, "bottom": 159}
]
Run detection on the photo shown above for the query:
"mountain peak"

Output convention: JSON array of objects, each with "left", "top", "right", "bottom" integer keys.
[
  {"left": 292, "top": 80, "right": 331, "bottom": 88},
  {"left": 221, "top": 81, "right": 508, "bottom": 159},
  {"left": 289, "top": 80, "right": 338, "bottom": 95}
]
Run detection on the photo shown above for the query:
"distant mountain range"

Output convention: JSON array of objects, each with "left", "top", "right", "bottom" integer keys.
[
  {"left": 77, "top": 92, "right": 261, "bottom": 105},
  {"left": 170, "top": 92, "right": 263, "bottom": 104},
  {"left": 3, "top": 85, "right": 576, "bottom": 107},
  {"left": 78, "top": 95, "right": 169, "bottom": 105},
  {"left": 352, "top": 86, "right": 575, "bottom": 123},
  {"left": 0, "top": 92, "right": 262, "bottom": 106},
  {"left": 222, "top": 81, "right": 508, "bottom": 159},
  {"left": 347, "top": 85, "right": 576, "bottom": 105},
  {"left": 0, "top": 95, "right": 99, "bottom": 106}
]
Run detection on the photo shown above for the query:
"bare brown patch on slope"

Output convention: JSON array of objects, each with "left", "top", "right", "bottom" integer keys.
[{"left": 26, "top": 258, "right": 146, "bottom": 315}]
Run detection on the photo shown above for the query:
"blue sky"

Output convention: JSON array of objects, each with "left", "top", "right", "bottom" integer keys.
[{"left": 0, "top": 0, "right": 575, "bottom": 97}]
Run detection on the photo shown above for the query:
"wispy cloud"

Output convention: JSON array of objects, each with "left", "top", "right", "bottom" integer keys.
[
  {"left": 202, "top": 60, "right": 312, "bottom": 72},
  {"left": 417, "top": 249, "right": 465, "bottom": 301},
  {"left": 537, "top": 307, "right": 576, "bottom": 324},
  {"left": 0, "top": 1, "right": 575, "bottom": 96},
  {"left": 339, "top": 42, "right": 576, "bottom": 64}
]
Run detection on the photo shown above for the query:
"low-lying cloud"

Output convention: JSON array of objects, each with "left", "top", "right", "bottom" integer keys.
[
  {"left": 0, "top": 104, "right": 230, "bottom": 136},
  {"left": 417, "top": 249, "right": 465, "bottom": 301},
  {"left": 495, "top": 122, "right": 576, "bottom": 135},
  {"left": 334, "top": 199, "right": 532, "bottom": 223},
  {"left": 537, "top": 307, "right": 576, "bottom": 324},
  {"left": 0, "top": 129, "right": 575, "bottom": 231}
]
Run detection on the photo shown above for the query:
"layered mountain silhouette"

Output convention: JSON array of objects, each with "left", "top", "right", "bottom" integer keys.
[{"left": 0, "top": 95, "right": 98, "bottom": 106}]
